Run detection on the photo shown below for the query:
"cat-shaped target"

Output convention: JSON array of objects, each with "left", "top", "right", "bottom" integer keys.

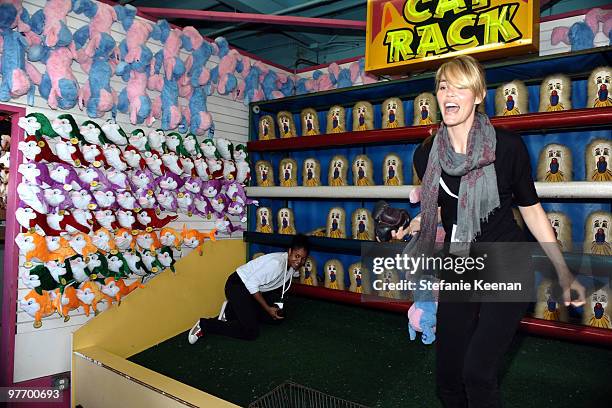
[
  {"left": 353, "top": 101, "right": 374, "bottom": 131},
  {"left": 326, "top": 207, "right": 346, "bottom": 239},
  {"left": 279, "top": 158, "right": 298, "bottom": 187},
  {"left": 256, "top": 207, "right": 273, "bottom": 233},
  {"left": 382, "top": 97, "right": 404, "bottom": 128},
  {"left": 588, "top": 66, "right": 612, "bottom": 108},
  {"left": 352, "top": 208, "right": 374, "bottom": 241},
  {"left": 413, "top": 93, "right": 438, "bottom": 125},
  {"left": 300, "top": 256, "right": 317, "bottom": 286},
  {"left": 583, "top": 211, "right": 612, "bottom": 256},
  {"left": 352, "top": 154, "right": 374, "bottom": 186},
  {"left": 302, "top": 158, "right": 321, "bottom": 187},
  {"left": 324, "top": 259, "right": 345, "bottom": 290},
  {"left": 583, "top": 287, "right": 612, "bottom": 329},
  {"left": 328, "top": 155, "right": 348, "bottom": 186},
  {"left": 258, "top": 115, "right": 276, "bottom": 140},
  {"left": 537, "top": 144, "right": 572, "bottom": 182},
  {"left": 546, "top": 211, "right": 572, "bottom": 252},
  {"left": 277, "top": 111, "right": 297, "bottom": 138},
  {"left": 326, "top": 105, "right": 346, "bottom": 134},
  {"left": 301, "top": 108, "right": 320, "bottom": 136},
  {"left": 534, "top": 278, "right": 568, "bottom": 322},
  {"left": 348, "top": 262, "right": 366, "bottom": 294},
  {"left": 495, "top": 80, "right": 528, "bottom": 116},
  {"left": 383, "top": 154, "right": 404, "bottom": 186},
  {"left": 539, "top": 74, "right": 572, "bottom": 112},
  {"left": 277, "top": 208, "right": 296, "bottom": 235},
  {"left": 255, "top": 160, "right": 274, "bottom": 187},
  {"left": 586, "top": 139, "right": 612, "bottom": 182}
]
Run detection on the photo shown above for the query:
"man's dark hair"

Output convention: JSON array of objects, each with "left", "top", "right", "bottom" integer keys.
[{"left": 290, "top": 234, "right": 310, "bottom": 254}]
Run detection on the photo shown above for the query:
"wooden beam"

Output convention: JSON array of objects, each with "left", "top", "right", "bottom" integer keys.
[{"left": 138, "top": 7, "right": 366, "bottom": 30}]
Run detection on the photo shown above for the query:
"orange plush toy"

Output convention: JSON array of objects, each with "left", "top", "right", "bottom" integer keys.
[
  {"left": 68, "top": 233, "right": 98, "bottom": 258},
  {"left": 136, "top": 230, "right": 161, "bottom": 252},
  {"left": 19, "top": 289, "right": 56, "bottom": 328},
  {"left": 16, "top": 232, "right": 51, "bottom": 263},
  {"left": 45, "top": 235, "right": 76, "bottom": 262},
  {"left": 100, "top": 277, "right": 144, "bottom": 306},
  {"left": 181, "top": 225, "right": 217, "bottom": 255},
  {"left": 52, "top": 284, "right": 80, "bottom": 322},
  {"left": 76, "top": 281, "right": 104, "bottom": 317},
  {"left": 159, "top": 227, "right": 182, "bottom": 248}
]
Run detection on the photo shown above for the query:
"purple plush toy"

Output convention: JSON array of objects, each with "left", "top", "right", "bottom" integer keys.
[
  {"left": 155, "top": 189, "right": 177, "bottom": 212},
  {"left": 157, "top": 172, "right": 184, "bottom": 191},
  {"left": 129, "top": 168, "right": 155, "bottom": 192},
  {"left": 18, "top": 162, "right": 52, "bottom": 188},
  {"left": 48, "top": 162, "right": 87, "bottom": 191},
  {"left": 43, "top": 183, "right": 71, "bottom": 211},
  {"left": 202, "top": 179, "right": 222, "bottom": 199}
]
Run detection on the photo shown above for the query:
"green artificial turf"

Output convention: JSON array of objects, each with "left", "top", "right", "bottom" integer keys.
[{"left": 129, "top": 297, "right": 612, "bottom": 407}]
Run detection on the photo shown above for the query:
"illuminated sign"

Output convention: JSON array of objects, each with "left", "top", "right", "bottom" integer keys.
[{"left": 365, "top": 0, "right": 539, "bottom": 74}]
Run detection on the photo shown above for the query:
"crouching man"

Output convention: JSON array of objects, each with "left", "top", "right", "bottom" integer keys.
[{"left": 188, "top": 234, "right": 309, "bottom": 343}]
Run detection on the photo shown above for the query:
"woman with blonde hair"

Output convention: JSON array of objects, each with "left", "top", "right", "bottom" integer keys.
[{"left": 394, "top": 55, "right": 586, "bottom": 407}]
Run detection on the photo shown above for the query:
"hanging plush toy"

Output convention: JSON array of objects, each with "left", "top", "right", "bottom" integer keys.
[
  {"left": 19, "top": 289, "right": 55, "bottom": 328},
  {"left": 16, "top": 231, "right": 51, "bottom": 263},
  {"left": 258, "top": 115, "right": 276, "bottom": 140},
  {"left": 539, "top": 74, "right": 572, "bottom": 112},
  {"left": 28, "top": 0, "right": 73, "bottom": 48},
  {"left": 181, "top": 225, "right": 217, "bottom": 255},
  {"left": 16, "top": 206, "right": 61, "bottom": 236},
  {"left": 583, "top": 211, "right": 612, "bottom": 256},
  {"left": 155, "top": 190, "right": 178, "bottom": 212},
  {"left": 256, "top": 207, "right": 273, "bottom": 233},
  {"left": 352, "top": 154, "right": 374, "bottom": 186},
  {"left": 352, "top": 208, "right": 374, "bottom": 241},
  {"left": 116, "top": 209, "right": 137, "bottom": 230},
  {"left": 92, "top": 227, "right": 117, "bottom": 254},
  {"left": 159, "top": 227, "right": 182, "bottom": 249},
  {"left": 76, "top": 280, "right": 103, "bottom": 316},
  {"left": 17, "top": 182, "right": 47, "bottom": 214},
  {"left": 302, "top": 158, "right": 321, "bottom": 187},
  {"left": 0, "top": 2, "right": 37, "bottom": 103},
  {"left": 382, "top": 97, "right": 404, "bottom": 128},
  {"left": 301, "top": 108, "right": 320, "bottom": 136},
  {"left": 277, "top": 111, "right": 297, "bottom": 138},
  {"left": 326, "top": 105, "right": 345, "bottom": 134},
  {"left": 408, "top": 283, "right": 438, "bottom": 344},
  {"left": 18, "top": 162, "right": 52, "bottom": 188},
  {"left": 114, "top": 228, "right": 134, "bottom": 252},
  {"left": 353, "top": 101, "right": 373, "bottom": 131},
  {"left": 326, "top": 207, "right": 346, "bottom": 239},
  {"left": 495, "top": 81, "right": 528, "bottom": 116},
  {"left": 324, "top": 259, "right": 344, "bottom": 290},
  {"left": 17, "top": 113, "right": 62, "bottom": 163},
  {"left": 101, "top": 276, "right": 142, "bottom": 306},
  {"left": 537, "top": 144, "right": 572, "bottom": 182},
  {"left": 413, "top": 93, "right": 438, "bottom": 125},
  {"left": 585, "top": 139, "right": 612, "bottom": 181},
  {"left": 299, "top": 257, "right": 317, "bottom": 286},
  {"left": 588, "top": 66, "right": 612, "bottom": 108},
  {"left": 328, "top": 155, "right": 348, "bottom": 187},
  {"left": 383, "top": 154, "right": 403, "bottom": 186}
]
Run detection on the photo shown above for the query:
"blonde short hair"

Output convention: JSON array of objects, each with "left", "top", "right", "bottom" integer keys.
[{"left": 435, "top": 55, "right": 487, "bottom": 100}]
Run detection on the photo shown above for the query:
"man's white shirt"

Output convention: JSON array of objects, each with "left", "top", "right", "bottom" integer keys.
[{"left": 237, "top": 252, "right": 299, "bottom": 294}]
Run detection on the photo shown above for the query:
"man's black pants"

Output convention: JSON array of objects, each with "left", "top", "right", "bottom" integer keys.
[{"left": 200, "top": 272, "right": 282, "bottom": 340}]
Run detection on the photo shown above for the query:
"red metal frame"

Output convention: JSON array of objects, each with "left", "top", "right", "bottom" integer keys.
[
  {"left": 291, "top": 284, "right": 612, "bottom": 347},
  {"left": 1, "top": 104, "right": 25, "bottom": 389},
  {"left": 139, "top": 7, "right": 367, "bottom": 30},
  {"left": 248, "top": 107, "right": 612, "bottom": 151}
]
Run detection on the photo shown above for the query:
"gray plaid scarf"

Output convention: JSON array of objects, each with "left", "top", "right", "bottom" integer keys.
[{"left": 419, "top": 112, "right": 500, "bottom": 256}]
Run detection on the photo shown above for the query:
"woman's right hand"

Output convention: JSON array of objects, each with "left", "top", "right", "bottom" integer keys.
[{"left": 391, "top": 216, "right": 421, "bottom": 241}]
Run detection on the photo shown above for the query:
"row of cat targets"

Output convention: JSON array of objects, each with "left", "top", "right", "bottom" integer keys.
[
  {"left": 536, "top": 140, "right": 612, "bottom": 182},
  {"left": 545, "top": 211, "right": 612, "bottom": 256},
  {"left": 535, "top": 278, "right": 611, "bottom": 329},
  {"left": 257, "top": 96, "right": 436, "bottom": 140},
  {"left": 255, "top": 155, "right": 407, "bottom": 187},
  {"left": 256, "top": 67, "right": 612, "bottom": 140},
  {"left": 255, "top": 207, "right": 375, "bottom": 241},
  {"left": 252, "top": 253, "right": 374, "bottom": 296}
]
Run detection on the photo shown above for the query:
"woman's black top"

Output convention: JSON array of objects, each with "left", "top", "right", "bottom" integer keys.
[{"left": 413, "top": 128, "right": 539, "bottom": 243}]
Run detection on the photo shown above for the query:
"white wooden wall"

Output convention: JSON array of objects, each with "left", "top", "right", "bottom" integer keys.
[{"left": 8, "top": 0, "right": 288, "bottom": 383}]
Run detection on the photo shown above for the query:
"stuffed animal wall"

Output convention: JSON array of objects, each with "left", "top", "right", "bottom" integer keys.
[
  {"left": 302, "top": 157, "right": 321, "bottom": 187},
  {"left": 539, "top": 74, "right": 572, "bottom": 112},
  {"left": 495, "top": 80, "right": 528, "bottom": 116},
  {"left": 537, "top": 144, "right": 572, "bottom": 182}
]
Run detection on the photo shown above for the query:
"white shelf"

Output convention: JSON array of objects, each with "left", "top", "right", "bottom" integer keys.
[{"left": 246, "top": 182, "right": 612, "bottom": 199}]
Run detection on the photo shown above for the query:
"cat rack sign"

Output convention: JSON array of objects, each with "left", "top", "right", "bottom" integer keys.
[{"left": 365, "top": 0, "right": 539, "bottom": 75}]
